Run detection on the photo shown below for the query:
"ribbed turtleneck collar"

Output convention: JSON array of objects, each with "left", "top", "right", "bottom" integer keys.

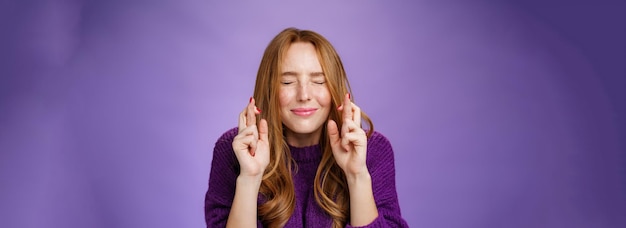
[{"left": 288, "top": 144, "right": 322, "bottom": 163}]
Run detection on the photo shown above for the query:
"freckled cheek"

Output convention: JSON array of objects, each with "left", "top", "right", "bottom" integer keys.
[
  {"left": 278, "top": 88, "right": 294, "bottom": 107},
  {"left": 313, "top": 87, "right": 332, "bottom": 108}
]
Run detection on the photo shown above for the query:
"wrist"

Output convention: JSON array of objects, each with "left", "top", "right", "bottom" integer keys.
[
  {"left": 345, "top": 170, "right": 371, "bottom": 187},
  {"left": 236, "top": 175, "right": 263, "bottom": 190},
  {"left": 238, "top": 167, "right": 265, "bottom": 181}
]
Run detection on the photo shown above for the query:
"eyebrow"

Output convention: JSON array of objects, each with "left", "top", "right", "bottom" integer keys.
[
  {"left": 281, "top": 71, "right": 325, "bottom": 76},
  {"left": 281, "top": 71, "right": 298, "bottom": 76}
]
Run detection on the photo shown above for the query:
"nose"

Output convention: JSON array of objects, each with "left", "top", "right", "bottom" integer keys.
[{"left": 297, "top": 83, "right": 310, "bottom": 102}]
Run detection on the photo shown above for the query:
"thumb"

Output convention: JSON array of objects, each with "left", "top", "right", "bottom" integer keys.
[{"left": 259, "top": 119, "right": 269, "bottom": 142}]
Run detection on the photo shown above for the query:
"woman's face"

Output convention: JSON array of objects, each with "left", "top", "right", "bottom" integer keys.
[{"left": 279, "top": 42, "right": 332, "bottom": 147}]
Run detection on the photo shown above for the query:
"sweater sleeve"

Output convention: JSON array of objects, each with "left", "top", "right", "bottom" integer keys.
[
  {"left": 346, "top": 131, "right": 409, "bottom": 228},
  {"left": 204, "top": 128, "right": 264, "bottom": 228}
]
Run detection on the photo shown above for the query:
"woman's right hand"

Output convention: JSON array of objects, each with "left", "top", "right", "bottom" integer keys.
[{"left": 232, "top": 97, "right": 270, "bottom": 178}]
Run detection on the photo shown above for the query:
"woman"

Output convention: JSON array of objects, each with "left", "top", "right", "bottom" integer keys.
[{"left": 205, "top": 28, "right": 408, "bottom": 227}]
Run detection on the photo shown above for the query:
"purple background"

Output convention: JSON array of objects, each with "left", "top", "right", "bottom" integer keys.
[{"left": 1, "top": 0, "right": 625, "bottom": 227}]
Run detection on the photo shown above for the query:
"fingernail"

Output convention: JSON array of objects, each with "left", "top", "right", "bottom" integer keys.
[
  {"left": 256, "top": 107, "right": 261, "bottom": 113},
  {"left": 249, "top": 97, "right": 253, "bottom": 103},
  {"left": 347, "top": 93, "right": 351, "bottom": 99},
  {"left": 337, "top": 105, "right": 342, "bottom": 110}
]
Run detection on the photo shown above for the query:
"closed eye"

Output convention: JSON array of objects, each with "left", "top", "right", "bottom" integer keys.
[{"left": 311, "top": 73, "right": 325, "bottom": 85}]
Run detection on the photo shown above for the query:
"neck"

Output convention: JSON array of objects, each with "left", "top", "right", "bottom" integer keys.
[{"left": 284, "top": 127, "right": 323, "bottom": 147}]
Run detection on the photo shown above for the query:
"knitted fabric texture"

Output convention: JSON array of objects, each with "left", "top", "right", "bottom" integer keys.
[{"left": 205, "top": 128, "right": 409, "bottom": 227}]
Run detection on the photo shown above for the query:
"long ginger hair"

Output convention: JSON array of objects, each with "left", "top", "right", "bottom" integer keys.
[{"left": 252, "top": 28, "right": 374, "bottom": 227}]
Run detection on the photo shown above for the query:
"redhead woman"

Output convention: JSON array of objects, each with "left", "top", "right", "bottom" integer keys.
[{"left": 205, "top": 28, "right": 408, "bottom": 228}]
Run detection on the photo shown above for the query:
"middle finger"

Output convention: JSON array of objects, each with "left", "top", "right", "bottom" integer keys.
[
  {"left": 247, "top": 97, "right": 257, "bottom": 127},
  {"left": 343, "top": 93, "right": 352, "bottom": 122}
]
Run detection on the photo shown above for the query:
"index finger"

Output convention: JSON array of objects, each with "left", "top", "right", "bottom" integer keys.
[
  {"left": 353, "top": 102, "right": 361, "bottom": 127},
  {"left": 238, "top": 107, "right": 247, "bottom": 133},
  {"left": 259, "top": 119, "right": 269, "bottom": 142}
]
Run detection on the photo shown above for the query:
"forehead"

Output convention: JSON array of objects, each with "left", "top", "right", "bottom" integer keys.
[{"left": 281, "top": 42, "right": 322, "bottom": 72}]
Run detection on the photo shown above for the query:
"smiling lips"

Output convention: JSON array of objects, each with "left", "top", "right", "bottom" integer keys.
[{"left": 291, "top": 108, "right": 318, "bottom": 117}]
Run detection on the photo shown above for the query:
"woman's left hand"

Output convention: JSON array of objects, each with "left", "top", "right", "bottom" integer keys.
[{"left": 327, "top": 93, "right": 369, "bottom": 176}]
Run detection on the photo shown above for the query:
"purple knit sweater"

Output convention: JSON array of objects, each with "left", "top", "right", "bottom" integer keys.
[{"left": 205, "top": 128, "right": 409, "bottom": 227}]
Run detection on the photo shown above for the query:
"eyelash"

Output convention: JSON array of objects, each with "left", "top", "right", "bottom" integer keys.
[{"left": 280, "top": 81, "right": 325, "bottom": 85}]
